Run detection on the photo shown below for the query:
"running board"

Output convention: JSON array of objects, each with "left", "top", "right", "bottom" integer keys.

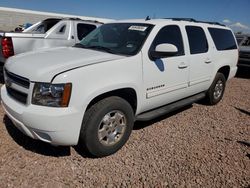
[{"left": 136, "top": 92, "right": 206, "bottom": 121}]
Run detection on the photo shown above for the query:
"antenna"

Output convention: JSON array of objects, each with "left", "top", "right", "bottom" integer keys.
[{"left": 145, "top": 16, "right": 151, "bottom": 21}]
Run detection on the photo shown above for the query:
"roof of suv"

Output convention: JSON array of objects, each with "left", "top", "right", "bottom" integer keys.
[{"left": 113, "top": 18, "right": 228, "bottom": 29}]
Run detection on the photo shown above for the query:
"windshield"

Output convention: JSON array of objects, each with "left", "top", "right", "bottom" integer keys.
[{"left": 77, "top": 23, "right": 154, "bottom": 56}]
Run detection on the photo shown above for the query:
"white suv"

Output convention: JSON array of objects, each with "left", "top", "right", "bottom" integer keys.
[{"left": 1, "top": 18, "right": 238, "bottom": 157}]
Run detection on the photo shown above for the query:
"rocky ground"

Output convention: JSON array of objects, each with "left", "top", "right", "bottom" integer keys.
[{"left": 0, "top": 71, "right": 249, "bottom": 188}]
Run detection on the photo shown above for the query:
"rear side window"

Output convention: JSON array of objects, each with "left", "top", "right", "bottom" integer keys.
[
  {"left": 77, "top": 24, "right": 96, "bottom": 41},
  {"left": 186, "top": 26, "right": 208, "bottom": 54},
  {"left": 152, "top": 25, "right": 184, "bottom": 56},
  {"left": 208, "top": 28, "right": 237, "bottom": 50}
]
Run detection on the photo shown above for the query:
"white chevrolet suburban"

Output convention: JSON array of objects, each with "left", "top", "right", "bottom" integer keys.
[{"left": 1, "top": 18, "right": 238, "bottom": 157}]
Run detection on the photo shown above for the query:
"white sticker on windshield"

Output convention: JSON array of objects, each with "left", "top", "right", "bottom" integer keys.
[{"left": 128, "top": 25, "right": 147, "bottom": 31}]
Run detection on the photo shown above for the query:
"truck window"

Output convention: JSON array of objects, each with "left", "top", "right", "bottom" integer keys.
[
  {"left": 58, "top": 25, "right": 66, "bottom": 34},
  {"left": 208, "top": 28, "right": 237, "bottom": 50},
  {"left": 186, "top": 26, "right": 208, "bottom": 54},
  {"left": 151, "top": 25, "right": 184, "bottom": 56},
  {"left": 30, "top": 18, "right": 61, "bottom": 33},
  {"left": 77, "top": 24, "right": 97, "bottom": 40}
]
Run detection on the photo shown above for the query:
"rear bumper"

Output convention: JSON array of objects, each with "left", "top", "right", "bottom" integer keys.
[{"left": 1, "top": 85, "right": 83, "bottom": 146}]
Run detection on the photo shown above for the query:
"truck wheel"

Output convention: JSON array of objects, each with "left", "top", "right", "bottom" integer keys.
[
  {"left": 206, "top": 73, "right": 226, "bottom": 105},
  {"left": 79, "top": 96, "right": 134, "bottom": 157}
]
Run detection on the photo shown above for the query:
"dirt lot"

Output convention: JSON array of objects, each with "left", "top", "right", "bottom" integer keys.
[{"left": 0, "top": 73, "right": 249, "bottom": 188}]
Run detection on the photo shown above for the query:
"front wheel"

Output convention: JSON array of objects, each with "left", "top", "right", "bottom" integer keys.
[
  {"left": 205, "top": 73, "right": 226, "bottom": 105},
  {"left": 79, "top": 96, "right": 134, "bottom": 157}
]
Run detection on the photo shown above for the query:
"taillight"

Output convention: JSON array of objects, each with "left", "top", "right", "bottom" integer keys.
[{"left": 1, "top": 37, "right": 14, "bottom": 58}]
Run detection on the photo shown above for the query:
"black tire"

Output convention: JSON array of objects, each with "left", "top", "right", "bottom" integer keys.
[
  {"left": 205, "top": 73, "right": 226, "bottom": 105},
  {"left": 79, "top": 96, "right": 134, "bottom": 157}
]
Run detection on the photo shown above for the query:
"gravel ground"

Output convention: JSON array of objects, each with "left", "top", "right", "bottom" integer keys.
[{"left": 0, "top": 74, "right": 249, "bottom": 188}]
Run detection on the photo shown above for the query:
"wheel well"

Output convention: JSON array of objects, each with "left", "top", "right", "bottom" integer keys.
[
  {"left": 217, "top": 66, "right": 230, "bottom": 80},
  {"left": 87, "top": 88, "right": 137, "bottom": 113}
]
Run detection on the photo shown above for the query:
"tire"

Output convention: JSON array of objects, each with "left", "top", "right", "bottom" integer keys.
[
  {"left": 205, "top": 73, "right": 226, "bottom": 105},
  {"left": 79, "top": 96, "right": 134, "bottom": 157}
]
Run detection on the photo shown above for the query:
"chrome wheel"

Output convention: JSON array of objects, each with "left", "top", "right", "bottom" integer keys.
[
  {"left": 213, "top": 80, "right": 224, "bottom": 100},
  {"left": 98, "top": 110, "right": 127, "bottom": 146}
]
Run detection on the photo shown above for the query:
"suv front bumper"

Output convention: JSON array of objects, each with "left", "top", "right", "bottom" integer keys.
[{"left": 1, "top": 85, "right": 83, "bottom": 146}]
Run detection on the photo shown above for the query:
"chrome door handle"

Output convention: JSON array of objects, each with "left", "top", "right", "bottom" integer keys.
[
  {"left": 178, "top": 63, "right": 188, "bottom": 69},
  {"left": 205, "top": 60, "right": 212, "bottom": 64}
]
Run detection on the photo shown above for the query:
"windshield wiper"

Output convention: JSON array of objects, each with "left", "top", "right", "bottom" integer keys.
[{"left": 87, "top": 45, "right": 115, "bottom": 54}]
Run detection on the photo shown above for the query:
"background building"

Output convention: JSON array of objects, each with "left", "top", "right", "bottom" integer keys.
[{"left": 0, "top": 7, "right": 112, "bottom": 31}]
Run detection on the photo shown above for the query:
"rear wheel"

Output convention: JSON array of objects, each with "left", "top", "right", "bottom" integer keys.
[
  {"left": 79, "top": 96, "right": 134, "bottom": 157},
  {"left": 205, "top": 73, "right": 226, "bottom": 105}
]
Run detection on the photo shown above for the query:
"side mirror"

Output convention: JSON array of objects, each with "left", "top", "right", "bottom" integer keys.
[{"left": 150, "top": 43, "right": 178, "bottom": 60}]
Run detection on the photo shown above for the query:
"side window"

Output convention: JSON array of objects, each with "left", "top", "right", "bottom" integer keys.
[
  {"left": 208, "top": 28, "right": 237, "bottom": 50},
  {"left": 58, "top": 25, "right": 66, "bottom": 34},
  {"left": 77, "top": 24, "right": 97, "bottom": 41},
  {"left": 186, "top": 26, "right": 208, "bottom": 54},
  {"left": 152, "top": 25, "right": 184, "bottom": 56}
]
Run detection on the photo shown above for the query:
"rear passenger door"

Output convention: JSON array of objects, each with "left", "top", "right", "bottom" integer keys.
[{"left": 185, "top": 26, "right": 214, "bottom": 91}]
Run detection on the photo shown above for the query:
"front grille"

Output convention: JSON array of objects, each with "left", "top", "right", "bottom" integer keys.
[
  {"left": 4, "top": 69, "right": 30, "bottom": 89},
  {"left": 6, "top": 86, "right": 28, "bottom": 104},
  {"left": 4, "top": 69, "right": 30, "bottom": 104}
]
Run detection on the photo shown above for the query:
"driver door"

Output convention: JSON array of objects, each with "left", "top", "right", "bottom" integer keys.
[{"left": 142, "top": 25, "right": 189, "bottom": 110}]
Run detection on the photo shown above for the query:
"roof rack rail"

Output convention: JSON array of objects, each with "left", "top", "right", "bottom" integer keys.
[
  {"left": 165, "top": 18, "right": 197, "bottom": 22},
  {"left": 197, "top": 21, "right": 225, "bottom": 26},
  {"left": 62, "top": 17, "right": 103, "bottom": 24},
  {"left": 164, "top": 18, "right": 225, "bottom": 27}
]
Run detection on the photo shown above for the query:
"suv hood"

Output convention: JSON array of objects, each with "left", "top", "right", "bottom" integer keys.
[{"left": 5, "top": 47, "right": 125, "bottom": 82}]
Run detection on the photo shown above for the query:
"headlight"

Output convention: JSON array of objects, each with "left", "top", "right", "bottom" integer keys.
[{"left": 32, "top": 83, "right": 72, "bottom": 107}]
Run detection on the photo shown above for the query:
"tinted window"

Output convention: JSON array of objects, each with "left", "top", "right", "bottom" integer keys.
[
  {"left": 208, "top": 28, "right": 237, "bottom": 50},
  {"left": 77, "top": 24, "right": 96, "bottom": 40},
  {"left": 78, "top": 23, "right": 153, "bottom": 56},
  {"left": 186, "top": 26, "right": 208, "bottom": 54},
  {"left": 152, "top": 25, "right": 184, "bottom": 56}
]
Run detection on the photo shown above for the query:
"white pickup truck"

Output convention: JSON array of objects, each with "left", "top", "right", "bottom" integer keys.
[
  {"left": 1, "top": 18, "right": 238, "bottom": 157},
  {"left": 0, "top": 18, "right": 105, "bottom": 63}
]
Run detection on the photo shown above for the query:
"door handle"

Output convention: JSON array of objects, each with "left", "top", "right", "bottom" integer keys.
[
  {"left": 178, "top": 63, "right": 188, "bottom": 69},
  {"left": 205, "top": 60, "right": 212, "bottom": 64}
]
